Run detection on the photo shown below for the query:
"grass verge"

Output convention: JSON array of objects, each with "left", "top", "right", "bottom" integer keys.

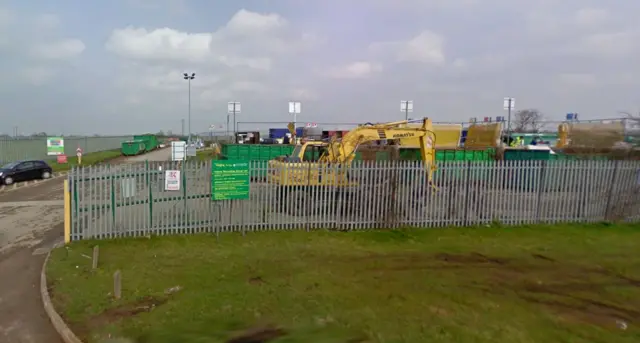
[
  {"left": 194, "top": 149, "right": 216, "bottom": 161},
  {"left": 187, "top": 148, "right": 221, "bottom": 162},
  {"left": 47, "top": 223, "right": 640, "bottom": 343},
  {"left": 51, "top": 149, "right": 122, "bottom": 172}
]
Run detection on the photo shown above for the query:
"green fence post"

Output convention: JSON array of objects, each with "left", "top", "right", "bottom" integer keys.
[
  {"left": 72, "top": 168, "right": 79, "bottom": 218},
  {"left": 110, "top": 164, "right": 116, "bottom": 229},
  {"left": 182, "top": 161, "right": 187, "bottom": 232},
  {"left": 71, "top": 167, "right": 78, "bottom": 240},
  {"left": 146, "top": 160, "right": 153, "bottom": 229}
]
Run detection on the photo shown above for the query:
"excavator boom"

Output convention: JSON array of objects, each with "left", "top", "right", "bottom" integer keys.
[{"left": 323, "top": 118, "right": 437, "bottom": 182}]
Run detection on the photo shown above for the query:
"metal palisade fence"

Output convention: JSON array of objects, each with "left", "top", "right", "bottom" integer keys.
[
  {"left": 67, "top": 160, "right": 640, "bottom": 241},
  {"left": 0, "top": 136, "right": 131, "bottom": 164}
]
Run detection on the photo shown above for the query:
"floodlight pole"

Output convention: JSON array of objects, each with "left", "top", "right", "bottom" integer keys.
[{"left": 183, "top": 72, "right": 195, "bottom": 142}]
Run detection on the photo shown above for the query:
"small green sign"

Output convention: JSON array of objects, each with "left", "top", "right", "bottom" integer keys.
[
  {"left": 211, "top": 160, "right": 250, "bottom": 200},
  {"left": 46, "top": 137, "right": 65, "bottom": 156}
]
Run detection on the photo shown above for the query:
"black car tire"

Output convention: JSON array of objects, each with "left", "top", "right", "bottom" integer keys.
[
  {"left": 3, "top": 176, "right": 13, "bottom": 185},
  {"left": 42, "top": 171, "right": 52, "bottom": 179}
]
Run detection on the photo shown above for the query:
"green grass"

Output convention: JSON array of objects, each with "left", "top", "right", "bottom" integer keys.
[
  {"left": 47, "top": 223, "right": 640, "bottom": 343},
  {"left": 51, "top": 149, "right": 122, "bottom": 172},
  {"left": 188, "top": 148, "right": 218, "bottom": 162}
]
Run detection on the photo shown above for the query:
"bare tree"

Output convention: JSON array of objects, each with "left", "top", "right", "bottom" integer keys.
[{"left": 512, "top": 109, "right": 544, "bottom": 132}]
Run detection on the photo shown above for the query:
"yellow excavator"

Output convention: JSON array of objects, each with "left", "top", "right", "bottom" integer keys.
[
  {"left": 269, "top": 118, "right": 436, "bottom": 184},
  {"left": 268, "top": 119, "right": 437, "bottom": 214}
]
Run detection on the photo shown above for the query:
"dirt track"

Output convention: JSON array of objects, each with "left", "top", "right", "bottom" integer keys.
[{"left": 0, "top": 148, "right": 171, "bottom": 343}]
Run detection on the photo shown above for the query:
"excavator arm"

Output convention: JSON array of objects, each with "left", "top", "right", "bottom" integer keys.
[
  {"left": 322, "top": 118, "right": 437, "bottom": 182},
  {"left": 556, "top": 123, "right": 569, "bottom": 148}
]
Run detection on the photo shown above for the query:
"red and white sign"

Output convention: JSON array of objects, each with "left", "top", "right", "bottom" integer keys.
[
  {"left": 57, "top": 155, "right": 68, "bottom": 164},
  {"left": 76, "top": 147, "right": 83, "bottom": 157},
  {"left": 164, "top": 170, "right": 181, "bottom": 191},
  {"left": 306, "top": 123, "right": 318, "bottom": 128}
]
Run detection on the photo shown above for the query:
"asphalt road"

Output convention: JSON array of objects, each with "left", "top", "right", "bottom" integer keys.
[{"left": 0, "top": 148, "right": 171, "bottom": 343}]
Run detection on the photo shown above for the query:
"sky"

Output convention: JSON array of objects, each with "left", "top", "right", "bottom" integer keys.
[{"left": 1, "top": 0, "right": 640, "bottom": 135}]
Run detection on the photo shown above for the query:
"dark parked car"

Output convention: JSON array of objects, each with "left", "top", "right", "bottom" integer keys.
[{"left": 0, "top": 160, "right": 53, "bottom": 185}]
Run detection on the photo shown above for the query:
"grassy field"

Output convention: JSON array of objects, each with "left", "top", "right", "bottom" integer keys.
[
  {"left": 51, "top": 149, "right": 122, "bottom": 172},
  {"left": 47, "top": 223, "right": 640, "bottom": 343}
]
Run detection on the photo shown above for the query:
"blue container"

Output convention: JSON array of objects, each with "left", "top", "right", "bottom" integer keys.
[
  {"left": 269, "top": 128, "right": 289, "bottom": 139},
  {"left": 270, "top": 127, "right": 305, "bottom": 138},
  {"left": 460, "top": 130, "right": 468, "bottom": 145}
]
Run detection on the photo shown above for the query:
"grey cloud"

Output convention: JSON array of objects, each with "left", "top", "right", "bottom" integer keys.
[{"left": 5, "top": 1, "right": 640, "bottom": 135}]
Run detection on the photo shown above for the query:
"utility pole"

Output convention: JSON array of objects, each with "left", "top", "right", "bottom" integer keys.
[
  {"left": 503, "top": 97, "right": 515, "bottom": 136},
  {"left": 400, "top": 100, "right": 413, "bottom": 121},
  {"left": 227, "top": 102, "right": 241, "bottom": 142},
  {"left": 288, "top": 101, "right": 301, "bottom": 141},
  {"left": 183, "top": 72, "right": 195, "bottom": 142}
]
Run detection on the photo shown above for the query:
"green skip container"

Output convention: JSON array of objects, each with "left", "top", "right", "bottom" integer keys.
[
  {"left": 133, "top": 134, "right": 158, "bottom": 152},
  {"left": 219, "top": 144, "right": 497, "bottom": 180},
  {"left": 121, "top": 140, "right": 146, "bottom": 156}
]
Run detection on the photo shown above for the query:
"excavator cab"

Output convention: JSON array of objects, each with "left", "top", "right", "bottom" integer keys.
[
  {"left": 273, "top": 141, "right": 328, "bottom": 163},
  {"left": 305, "top": 144, "right": 328, "bottom": 162}
]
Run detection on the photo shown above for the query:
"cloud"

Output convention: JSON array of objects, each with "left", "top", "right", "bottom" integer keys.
[
  {"left": 326, "top": 61, "right": 383, "bottom": 79},
  {"left": 574, "top": 8, "right": 610, "bottom": 27},
  {"left": 22, "top": 66, "right": 58, "bottom": 86},
  {"left": 369, "top": 31, "right": 445, "bottom": 64},
  {"left": 30, "top": 39, "right": 85, "bottom": 60},
  {"left": 554, "top": 73, "right": 597, "bottom": 87},
  {"left": 225, "top": 9, "right": 288, "bottom": 34},
  {"left": 105, "top": 27, "right": 215, "bottom": 63},
  {"left": 368, "top": 0, "right": 480, "bottom": 11},
  {"left": 33, "top": 13, "right": 61, "bottom": 30},
  {"left": 105, "top": 9, "right": 310, "bottom": 69},
  {"left": 104, "top": 8, "right": 324, "bottom": 122},
  {"left": 573, "top": 31, "right": 640, "bottom": 57},
  {"left": 0, "top": 9, "right": 84, "bottom": 88},
  {"left": 288, "top": 88, "right": 319, "bottom": 101},
  {"left": 6, "top": 2, "right": 640, "bottom": 135},
  {"left": 0, "top": 7, "right": 13, "bottom": 26},
  {"left": 126, "top": 0, "right": 188, "bottom": 13}
]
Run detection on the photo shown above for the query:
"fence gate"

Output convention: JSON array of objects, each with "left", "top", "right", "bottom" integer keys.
[{"left": 70, "top": 161, "right": 219, "bottom": 240}]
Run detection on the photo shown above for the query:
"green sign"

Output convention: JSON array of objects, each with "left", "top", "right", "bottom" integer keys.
[
  {"left": 46, "top": 137, "right": 65, "bottom": 156},
  {"left": 211, "top": 160, "right": 250, "bottom": 200}
]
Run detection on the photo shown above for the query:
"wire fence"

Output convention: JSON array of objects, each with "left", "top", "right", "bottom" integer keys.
[
  {"left": 0, "top": 136, "right": 131, "bottom": 165},
  {"left": 67, "top": 160, "right": 640, "bottom": 241}
]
